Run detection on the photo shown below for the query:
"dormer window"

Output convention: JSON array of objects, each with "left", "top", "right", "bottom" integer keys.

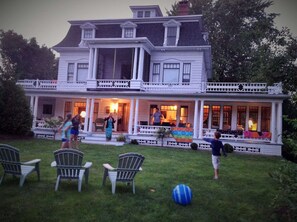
[
  {"left": 130, "top": 5, "right": 163, "bottom": 18},
  {"left": 121, "top": 21, "right": 137, "bottom": 38},
  {"left": 80, "top": 23, "right": 96, "bottom": 40},
  {"left": 163, "top": 20, "right": 181, "bottom": 46}
]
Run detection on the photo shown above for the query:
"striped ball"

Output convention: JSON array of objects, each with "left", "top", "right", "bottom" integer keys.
[{"left": 172, "top": 184, "right": 193, "bottom": 206}]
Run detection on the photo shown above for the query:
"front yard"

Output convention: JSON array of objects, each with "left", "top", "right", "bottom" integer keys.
[{"left": 0, "top": 138, "right": 286, "bottom": 221}]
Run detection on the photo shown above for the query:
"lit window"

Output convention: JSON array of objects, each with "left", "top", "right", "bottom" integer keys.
[
  {"left": 249, "top": 106, "right": 258, "bottom": 131},
  {"left": 211, "top": 105, "right": 220, "bottom": 129}
]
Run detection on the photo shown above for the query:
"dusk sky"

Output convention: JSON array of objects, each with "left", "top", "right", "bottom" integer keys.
[{"left": 0, "top": 0, "right": 296, "bottom": 51}]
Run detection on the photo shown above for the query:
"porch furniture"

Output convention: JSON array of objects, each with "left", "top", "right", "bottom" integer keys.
[
  {"left": 102, "top": 152, "right": 145, "bottom": 194},
  {"left": 0, "top": 144, "right": 41, "bottom": 187},
  {"left": 94, "top": 118, "right": 105, "bottom": 131},
  {"left": 243, "top": 131, "right": 271, "bottom": 140},
  {"left": 51, "top": 149, "right": 92, "bottom": 192}
]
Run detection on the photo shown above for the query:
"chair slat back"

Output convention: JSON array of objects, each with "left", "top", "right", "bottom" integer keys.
[
  {"left": 54, "top": 149, "right": 84, "bottom": 179},
  {"left": 117, "top": 153, "right": 144, "bottom": 181},
  {"left": 0, "top": 144, "right": 21, "bottom": 175}
]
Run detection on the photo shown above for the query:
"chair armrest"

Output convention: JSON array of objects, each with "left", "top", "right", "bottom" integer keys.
[
  {"left": 23, "top": 159, "right": 41, "bottom": 165},
  {"left": 51, "top": 161, "right": 57, "bottom": 167},
  {"left": 83, "top": 162, "right": 93, "bottom": 169},
  {"left": 139, "top": 167, "right": 143, "bottom": 171},
  {"left": 103, "top": 163, "right": 116, "bottom": 171}
]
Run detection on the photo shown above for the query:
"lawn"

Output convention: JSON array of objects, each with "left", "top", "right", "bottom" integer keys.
[{"left": 0, "top": 138, "right": 284, "bottom": 222}]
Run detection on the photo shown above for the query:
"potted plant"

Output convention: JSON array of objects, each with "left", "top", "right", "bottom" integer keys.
[{"left": 156, "top": 127, "right": 171, "bottom": 147}]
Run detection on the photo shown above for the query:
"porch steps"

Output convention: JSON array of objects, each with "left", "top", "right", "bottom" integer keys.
[{"left": 81, "top": 135, "right": 124, "bottom": 146}]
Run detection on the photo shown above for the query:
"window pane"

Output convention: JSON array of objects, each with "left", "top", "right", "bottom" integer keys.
[
  {"left": 249, "top": 106, "right": 258, "bottom": 131},
  {"left": 67, "top": 63, "right": 74, "bottom": 82},
  {"left": 167, "top": 27, "right": 177, "bottom": 46},
  {"left": 261, "top": 107, "right": 271, "bottom": 131},
  {"left": 223, "top": 106, "right": 232, "bottom": 130},
  {"left": 137, "top": 11, "right": 143, "bottom": 18},
  {"left": 237, "top": 106, "right": 246, "bottom": 130},
  {"left": 183, "top": 63, "right": 191, "bottom": 83},
  {"left": 124, "top": 28, "right": 134, "bottom": 38},
  {"left": 144, "top": 11, "right": 151, "bottom": 17},
  {"left": 77, "top": 63, "right": 88, "bottom": 82},
  {"left": 84, "top": 29, "right": 93, "bottom": 38},
  {"left": 211, "top": 105, "right": 220, "bottom": 129},
  {"left": 163, "top": 63, "right": 179, "bottom": 83}
]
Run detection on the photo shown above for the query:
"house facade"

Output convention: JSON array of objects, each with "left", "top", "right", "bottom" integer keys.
[{"left": 17, "top": 3, "right": 287, "bottom": 156}]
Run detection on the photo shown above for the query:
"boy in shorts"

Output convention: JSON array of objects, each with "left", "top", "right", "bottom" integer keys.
[{"left": 203, "top": 132, "right": 227, "bottom": 179}]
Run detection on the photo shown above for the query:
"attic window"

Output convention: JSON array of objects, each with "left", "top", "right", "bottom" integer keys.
[
  {"left": 80, "top": 23, "right": 96, "bottom": 40},
  {"left": 163, "top": 19, "right": 181, "bottom": 46},
  {"left": 121, "top": 21, "right": 137, "bottom": 38}
]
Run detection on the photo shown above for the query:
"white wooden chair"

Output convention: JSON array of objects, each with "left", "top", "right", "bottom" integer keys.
[
  {"left": 102, "top": 152, "right": 145, "bottom": 194},
  {"left": 0, "top": 144, "right": 41, "bottom": 187},
  {"left": 51, "top": 149, "right": 92, "bottom": 192}
]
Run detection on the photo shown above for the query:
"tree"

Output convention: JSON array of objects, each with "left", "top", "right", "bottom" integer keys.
[{"left": 0, "top": 30, "right": 58, "bottom": 81}]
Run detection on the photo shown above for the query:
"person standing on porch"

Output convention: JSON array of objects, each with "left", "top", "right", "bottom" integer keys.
[
  {"left": 203, "top": 131, "right": 227, "bottom": 180},
  {"left": 58, "top": 114, "right": 72, "bottom": 149},
  {"left": 152, "top": 107, "right": 163, "bottom": 125},
  {"left": 104, "top": 113, "right": 116, "bottom": 141},
  {"left": 70, "top": 114, "right": 81, "bottom": 149}
]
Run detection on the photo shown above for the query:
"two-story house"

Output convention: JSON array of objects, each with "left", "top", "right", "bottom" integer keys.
[{"left": 17, "top": 2, "right": 287, "bottom": 156}]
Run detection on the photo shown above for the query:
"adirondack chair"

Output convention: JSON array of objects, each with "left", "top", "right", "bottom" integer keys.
[
  {"left": 0, "top": 144, "right": 41, "bottom": 187},
  {"left": 51, "top": 149, "right": 92, "bottom": 192},
  {"left": 94, "top": 118, "right": 105, "bottom": 131},
  {"left": 102, "top": 152, "right": 145, "bottom": 194}
]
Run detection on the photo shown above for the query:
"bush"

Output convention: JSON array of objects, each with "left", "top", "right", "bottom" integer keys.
[
  {"left": 116, "top": 134, "right": 126, "bottom": 142},
  {"left": 190, "top": 142, "right": 198, "bottom": 150},
  {"left": 269, "top": 161, "right": 297, "bottom": 221},
  {"left": 224, "top": 143, "right": 234, "bottom": 153},
  {"left": 282, "top": 138, "right": 297, "bottom": 163},
  {"left": 130, "top": 139, "right": 139, "bottom": 145}
]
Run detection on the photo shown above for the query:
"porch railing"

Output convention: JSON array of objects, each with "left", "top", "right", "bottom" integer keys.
[{"left": 16, "top": 79, "right": 283, "bottom": 95}]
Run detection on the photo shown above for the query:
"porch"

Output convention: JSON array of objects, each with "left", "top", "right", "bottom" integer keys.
[{"left": 33, "top": 123, "right": 281, "bottom": 156}]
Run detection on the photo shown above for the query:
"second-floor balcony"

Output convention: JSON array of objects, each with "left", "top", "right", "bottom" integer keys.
[{"left": 16, "top": 79, "right": 283, "bottom": 95}]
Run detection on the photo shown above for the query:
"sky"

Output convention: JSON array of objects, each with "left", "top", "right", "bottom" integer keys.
[{"left": 0, "top": 0, "right": 296, "bottom": 50}]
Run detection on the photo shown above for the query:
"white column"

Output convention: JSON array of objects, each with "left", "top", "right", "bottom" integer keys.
[
  {"left": 277, "top": 102, "right": 283, "bottom": 144},
  {"left": 199, "top": 100, "right": 204, "bottom": 139},
  {"left": 245, "top": 106, "right": 250, "bottom": 131},
  {"left": 257, "top": 106, "right": 262, "bottom": 131},
  {"left": 132, "top": 48, "right": 138, "bottom": 80},
  {"left": 89, "top": 98, "right": 95, "bottom": 133},
  {"left": 133, "top": 98, "right": 139, "bottom": 135},
  {"left": 193, "top": 99, "right": 199, "bottom": 139},
  {"left": 231, "top": 105, "right": 237, "bottom": 130},
  {"left": 32, "top": 96, "right": 39, "bottom": 129},
  {"left": 88, "top": 48, "right": 94, "bottom": 80},
  {"left": 137, "top": 47, "right": 144, "bottom": 80},
  {"left": 128, "top": 98, "right": 135, "bottom": 134},
  {"left": 270, "top": 102, "right": 276, "bottom": 143},
  {"left": 30, "top": 96, "right": 34, "bottom": 113},
  {"left": 92, "top": 48, "right": 98, "bottom": 80},
  {"left": 219, "top": 105, "right": 224, "bottom": 129},
  {"left": 84, "top": 98, "right": 90, "bottom": 133},
  {"left": 208, "top": 105, "right": 212, "bottom": 129}
]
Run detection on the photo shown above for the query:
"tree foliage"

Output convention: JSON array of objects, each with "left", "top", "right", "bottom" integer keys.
[
  {"left": 0, "top": 30, "right": 58, "bottom": 81},
  {"left": 167, "top": 0, "right": 297, "bottom": 92}
]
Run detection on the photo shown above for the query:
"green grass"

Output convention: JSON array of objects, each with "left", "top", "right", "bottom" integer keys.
[{"left": 0, "top": 138, "right": 284, "bottom": 222}]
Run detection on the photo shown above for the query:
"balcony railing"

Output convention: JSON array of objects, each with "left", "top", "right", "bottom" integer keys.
[{"left": 16, "top": 79, "right": 283, "bottom": 94}]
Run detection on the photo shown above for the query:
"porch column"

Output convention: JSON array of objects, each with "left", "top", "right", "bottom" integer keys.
[
  {"left": 270, "top": 102, "right": 276, "bottom": 143},
  {"left": 231, "top": 105, "right": 237, "bottom": 130},
  {"left": 199, "top": 99, "right": 205, "bottom": 139},
  {"left": 84, "top": 98, "right": 90, "bottom": 133},
  {"left": 128, "top": 98, "right": 135, "bottom": 134},
  {"left": 133, "top": 98, "right": 139, "bottom": 135},
  {"left": 88, "top": 48, "right": 94, "bottom": 80},
  {"left": 92, "top": 48, "right": 98, "bottom": 80},
  {"left": 32, "top": 96, "right": 39, "bottom": 129},
  {"left": 132, "top": 48, "right": 138, "bottom": 80},
  {"left": 137, "top": 47, "right": 144, "bottom": 80},
  {"left": 277, "top": 102, "right": 283, "bottom": 144},
  {"left": 208, "top": 105, "right": 212, "bottom": 129},
  {"left": 193, "top": 99, "right": 199, "bottom": 139},
  {"left": 257, "top": 106, "right": 262, "bottom": 131},
  {"left": 245, "top": 106, "right": 250, "bottom": 131},
  {"left": 30, "top": 96, "right": 34, "bottom": 113},
  {"left": 89, "top": 98, "right": 95, "bottom": 133},
  {"left": 219, "top": 105, "right": 224, "bottom": 129}
]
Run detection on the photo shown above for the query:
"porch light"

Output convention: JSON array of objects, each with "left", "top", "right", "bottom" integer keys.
[
  {"left": 248, "top": 119, "right": 253, "bottom": 128},
  {"left": 111, "top": 103, "right": 118, "bottom": 114},
  {"left": 80, "top": 111, "right": 86, "bottom": 118}
]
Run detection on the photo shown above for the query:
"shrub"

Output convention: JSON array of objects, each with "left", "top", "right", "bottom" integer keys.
[
  {"left": 116, "top": 134, "right": 126, "bottom": 142},
  {"left": 190, "top": 142, "right": 198, "bottom": 150},
  {"left": 224, "top": 143, "right": 234, "bottom": 153},
  {"left": 130, "top": 139, "right": 139, "bottom": 145},
  {"left": 269, "top": 161, "right": 297, "bottom": 221}
]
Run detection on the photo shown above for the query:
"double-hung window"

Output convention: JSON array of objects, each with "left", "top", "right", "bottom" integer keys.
[
  {"left": 67, "top": 63, "right": 74, "bottom": 82},
  {"left": 182, "top": 63, "right": 191, "bottom": 83},
  {"left": 77, "top": 63, "right": 88, "bottom": 82},
  {"left": 163, "top": 20, "right": 181, "bottom": 46},
  {"left": 152, "top": 63, "right": 160, "bottom": 82},
  {"left": 163, "top": 63, "right": 180, "bottom": 83}
]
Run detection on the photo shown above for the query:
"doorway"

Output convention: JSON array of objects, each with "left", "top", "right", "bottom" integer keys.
[{"left": 117, "top": 103, "right": 128, "bottom": 131}]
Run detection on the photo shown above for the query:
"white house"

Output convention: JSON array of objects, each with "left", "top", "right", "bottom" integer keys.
[{"left": 17, "top": 2, "right": 287, "bottom": 155}]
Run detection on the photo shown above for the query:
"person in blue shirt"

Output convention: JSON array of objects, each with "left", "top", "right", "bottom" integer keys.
[
  {"left": 59, "top": 114, "right": 72, "bottom": 148},
  {"left": 203, "top": 131, "right": 227, "bottom": 179}
]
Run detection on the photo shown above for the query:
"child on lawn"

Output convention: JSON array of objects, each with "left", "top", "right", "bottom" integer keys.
[{"left": 203, "top": 131, "right": 227, "bottom": 179}]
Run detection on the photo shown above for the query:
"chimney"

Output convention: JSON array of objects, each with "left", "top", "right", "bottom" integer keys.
[{"left": 177, "top": 0, "right": 190, "bottom": 16}]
